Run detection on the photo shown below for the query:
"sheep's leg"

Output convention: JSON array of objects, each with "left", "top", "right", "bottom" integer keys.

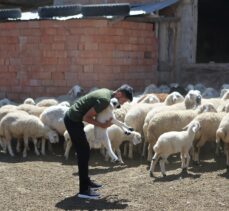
[
  {"left": 185, "top": 153, "right": 190, "bottom": 168},
  {"left": 149, "top": 153, "right": 160, "bottom": 177},
  {"left": 116, "top": 148, "right": 124, "bottom": 164},
  {"left": 193, "top": 144, "right": 200, "bottom": 164},
  {"left": 159, "top": 157, "right": 166, "bottom": 177},
  {"left": 100, "top": 147, "right": 106, "bottom": 157},
  {"left": 180, "top": 152, "right": 186, "bottom": 169},
  {"left": 142, "top": 141, "right": 147, "bottom": 157},
  {"left": 4, "top": 133, "right": 14, "bottom": 156},
  {"left": 123, "top": 142, "right": 128, "bottom": 157},
  {"left": 0, "top": 137, "right": 7, "bottom": 153},
  {"left": 32, "top": 138, "right": 40, "bottom": 156},
  {"left": 147, "top": 143, "right": 153, "bottom": 162},
  {"left": 111, "top": 118, "right": 131, "bottom": 131},
  {"left": 104, "top": 149, "right": 110, "bottom": 161},
  {"left": 16, "top": 140, "right": 20, "bottom": 153},
  {"left": 7, "top": 141, "right": 15, "bottom": 157},
  {"left": 128, "top": 142, "right": 133, "bottom": 159},
  {"left": 64, "top": 141, "right": 72, "bottom": 160},
  {"left": 48, "top": 141, "right": 53, "bottom": 153},
  {"left": 41, "top": 138, "right": 46, "bottom": 155},
  {"left": 225, "top": 143, "right": 229, "bottom": 168},
  {"left": 23, "top": 137, "right": 29, "bottom": 158},
  {"left": 102, "top": 133, "right": 118, "bottom": 161}
]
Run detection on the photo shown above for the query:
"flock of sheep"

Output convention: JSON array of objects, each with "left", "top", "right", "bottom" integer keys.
[{"left": 0, "top": 83, "right": 229, "bottom": 178}]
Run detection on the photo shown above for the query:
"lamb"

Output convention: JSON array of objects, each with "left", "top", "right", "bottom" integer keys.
[
  {"left": 184, "top": 112, "right": 225, "bottom": 164},
  {"left": 0, "top": 111, "right": 59, "bottom": 157},
  {"left": 149, "top": 121, "right": 200, "bottom": 177},
  {"left": 64, "top": 124, "right": 142, "bottom": 163},
  {"left": 94, "top": 98, "right": 133, "bottom": 162},
  {"left": 146, "top": 103, "right": 217, "bottom": 161},
  {"left": 216, "top": 113, "right": 229, "bottom": 168}
]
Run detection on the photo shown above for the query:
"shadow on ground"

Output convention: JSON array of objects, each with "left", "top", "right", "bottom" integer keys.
[{"left": 55, "top": 194, "right": 129, "bottom": 210}]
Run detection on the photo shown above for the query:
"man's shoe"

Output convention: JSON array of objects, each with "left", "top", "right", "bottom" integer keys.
[
  {"left": 88, "top": 180, "right": 102, "bottom": 191},
  {"left": 78, "top": 189, "right": 100, "bottom": 200}
]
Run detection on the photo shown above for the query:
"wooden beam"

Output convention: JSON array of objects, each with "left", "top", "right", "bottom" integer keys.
[{"left": 125, "top": 15, "right": 180, "bottom": 23}]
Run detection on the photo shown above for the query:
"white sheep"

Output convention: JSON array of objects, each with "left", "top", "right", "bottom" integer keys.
[
  {"left": 23, "top": 98, "right": 35, "bottom": 105},
  {"left": 146, "top": 103, "right": 217, "bottom": 161},
  {"left": 36, "top": 98, "right": 59, "bottom": 107},
  {"left": 17, "top": 104, "right": 47, "bottom": 117},
  {"left": 40, "top": 103, "right": 69, "bottom": 136},
  {"left": 184, "top": 112, "right": 225, "bottom": 164},
  {"left": 0, "top": 111, "right": 59, "bottom": 157},
  {"left": 216, "top": 113, "right": 229, "bottom": 168},
  {"left": 64, "top": 124, "right": 142, "bottom": 163},
  {"left": 124, "top": 103, "right": 156, "bottom": 159},
  {"left": 149, "top": 121, "right": 200, "bottom": 177},
  {"left": 94, "top": 98, "right": 133, "bottom": 162}
]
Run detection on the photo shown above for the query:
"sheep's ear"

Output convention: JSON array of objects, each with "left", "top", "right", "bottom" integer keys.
[
  {"left": 192, "top": 122, "right": 200, "bottom": 133},
  {"left": 182, "top": 125, "right": 189, "bottom": 131}
]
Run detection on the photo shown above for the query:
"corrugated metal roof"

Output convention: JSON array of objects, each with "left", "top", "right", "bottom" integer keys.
[
  {"left": 129, "top": 0, "right": 179, "bottom": 16},
  {"left": 12, "top": 0, "right": 180, "bottom": 21}
]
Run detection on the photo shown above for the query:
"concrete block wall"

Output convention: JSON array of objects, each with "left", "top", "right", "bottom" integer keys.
[{"left": 0, "top": 19, "right": 158, "bottom": 102}]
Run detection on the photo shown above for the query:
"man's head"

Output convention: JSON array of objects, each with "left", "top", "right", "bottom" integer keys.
[{"left": 113, "top": 84, "right": 133, "bottom": 105}]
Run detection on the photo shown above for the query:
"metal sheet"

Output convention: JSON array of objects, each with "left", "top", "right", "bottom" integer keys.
[{"left": 129, "top": 0, "right": 179, "bottom": 16}]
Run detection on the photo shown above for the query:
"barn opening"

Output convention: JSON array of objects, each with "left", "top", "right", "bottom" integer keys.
[{"left": 196, "top": 0, "right": 229, "bottom": 63}]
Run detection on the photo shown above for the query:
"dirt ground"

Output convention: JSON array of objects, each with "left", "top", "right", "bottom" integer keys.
[{"left": 0, "top": 144, "right": 229, "bottom": 211}]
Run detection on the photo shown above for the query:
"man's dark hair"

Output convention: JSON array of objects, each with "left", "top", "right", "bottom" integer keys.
[{"left": 116, "top": 84, "right": 133, "bottom": 102}]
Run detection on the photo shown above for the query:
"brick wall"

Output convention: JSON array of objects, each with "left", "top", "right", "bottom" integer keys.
[{"left": 0, "top": 19, "right": 158, "bottom": 102}]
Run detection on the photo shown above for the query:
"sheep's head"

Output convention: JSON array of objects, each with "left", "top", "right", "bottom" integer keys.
[
  {"left": 197, "top": 103, "right": 217, "bottom": 114},
  {"left": 46, "top": 129, "right": 59, "bottom": 143},
  {"left": 185, "top": 90, "right": 202, "bottom": 109},
  {"left": 131, "top": 131, "right": 142, "bottom": 145},
  {"left": 110, "top": 98, "right": 120, "bottom": 109},
  {"left": 68, "top": 85, "right": 84, "bottom": 98},
  {"left": 165, "top": 91, "right": 184, "bottom": 105},
  {"left": 124, "top": 130, "right": 142, "bottom": 145}
]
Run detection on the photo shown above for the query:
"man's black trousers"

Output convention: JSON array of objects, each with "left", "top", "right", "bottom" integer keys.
[{"left": 64, "top": 114, "right": 90, "bottom": 193}]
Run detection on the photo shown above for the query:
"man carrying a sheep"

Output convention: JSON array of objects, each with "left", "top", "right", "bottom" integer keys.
[{"left": 64, "top": 84, "right": 133, "bottom": 199}]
